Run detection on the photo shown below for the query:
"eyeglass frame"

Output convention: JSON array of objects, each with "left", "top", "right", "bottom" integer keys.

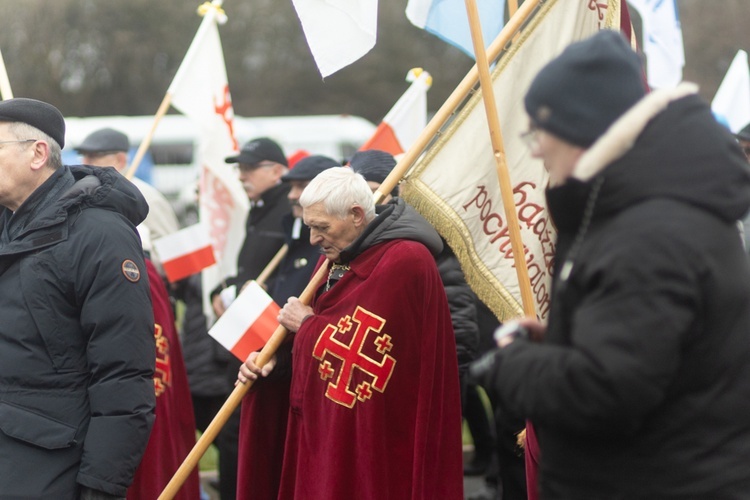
[
  {"left": 0, "top": 139, "right": 37, "bottom": 147},
  {"left": 519, "top": 126, "right": 542, "bottom": 152}
]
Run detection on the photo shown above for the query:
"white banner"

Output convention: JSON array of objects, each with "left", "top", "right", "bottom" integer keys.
[{"left": 401, "top": 0, "right": 622, "bottom": 321}]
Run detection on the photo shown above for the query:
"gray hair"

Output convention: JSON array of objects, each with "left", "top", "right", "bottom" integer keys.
[
  {"left": 9, "top": 121, "right": 62, "bottom": 170},
  {"left": 300, "top": 167, "right": 376, "bottom": 221}
]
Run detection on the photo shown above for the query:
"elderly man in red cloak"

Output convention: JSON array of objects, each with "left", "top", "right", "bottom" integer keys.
[{"left": 239, "top": 167, "right": 464, "bottom": 499}]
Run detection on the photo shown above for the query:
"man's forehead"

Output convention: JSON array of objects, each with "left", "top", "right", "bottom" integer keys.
[{"left": 303, "top": 203, "right": 330, "bottom": 223}]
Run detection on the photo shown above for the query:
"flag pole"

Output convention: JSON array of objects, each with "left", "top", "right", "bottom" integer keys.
[
  {"left": 0, "top": 47, "right": 13, "bottom": 100},
  {"left": 374, "top": 0, "right": 538, "bottom": 202},
  {"left": 125, "top": 94, "right": 172, "bottom": 180},
  {"left": 462, "top": 0, "right": 535, "bottom": 316},
  {"left": 158, "top": 260, "right": 329, "bottom": 500}
]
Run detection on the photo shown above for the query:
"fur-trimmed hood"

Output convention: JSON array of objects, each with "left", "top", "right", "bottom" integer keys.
[{"left": 570, "top": 83, "right": 750, "bottom": 224}]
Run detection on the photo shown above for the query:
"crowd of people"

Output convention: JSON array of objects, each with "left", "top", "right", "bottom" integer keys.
[{"left": 1, "top": 29, "right": 750, "bottom": 500}]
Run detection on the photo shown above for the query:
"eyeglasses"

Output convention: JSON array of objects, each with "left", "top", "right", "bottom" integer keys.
[
  {"left": 519, "top": 127, "right": 541, "bottom": 152},
  {"left": 0, "top": 139, "right": 36, "bottom": 147}
]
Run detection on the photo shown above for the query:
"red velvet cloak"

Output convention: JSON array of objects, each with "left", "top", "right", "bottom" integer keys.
[
  {"left": 277, "top": 239, "right": 464, "bottom": 499},
  {"left": 127, "top": 260, "right": 200, "bottom": 500}
]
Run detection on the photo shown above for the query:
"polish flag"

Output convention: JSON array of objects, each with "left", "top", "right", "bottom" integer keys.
[
  {"left": 209, "top": 281, "right": 280, "bottom": 361},
  {"left": 153, "top": 224, "right": 217, "bottom": 283},
  {"left": 360, "top": 68, "right": 431, "bottom": 156}
]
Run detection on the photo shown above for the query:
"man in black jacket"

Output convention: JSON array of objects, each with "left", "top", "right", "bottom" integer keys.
[
  {"left": 0, "top": 98, "right": 155, "bottom": 499},
  {"left": 210, "top": 136, "right": 290, "bottom": 499},
  {"left": 478, "top": 31, "right": 750, "bottom": 498}
]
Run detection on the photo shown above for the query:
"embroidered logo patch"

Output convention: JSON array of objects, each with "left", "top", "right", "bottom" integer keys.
[
  {"left": 122, "top": 260, "right": 141, "bottom": 282},
  {"left": 313, "top": 306, "right": 396, "bottom": 408}
]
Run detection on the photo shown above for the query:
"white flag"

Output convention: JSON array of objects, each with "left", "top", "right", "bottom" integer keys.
[
  {"left": 628, "top": 0, "right": 685, "bottom": 89},
  {"left": 209, "top": 281, "right": 279, "bottom": 361},
  {"left": 360, "top": 68, "right": 431, "bottom": 155},
  {"left": 292, "top": 0, "right": 378, "bottom": 78},
  {"left": 401, "top": 0, "right": 622, "bottom": 322},
  {"left": 167, "top": 5, "right": 249, "bottom": 314},
  {"left": 711, "top": 50, "right": 750, "bottom": 134}
]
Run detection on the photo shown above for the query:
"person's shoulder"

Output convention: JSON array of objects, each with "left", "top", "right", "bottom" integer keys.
[{"left": 378, "top": 239, "right": 436, "bottom": 270}]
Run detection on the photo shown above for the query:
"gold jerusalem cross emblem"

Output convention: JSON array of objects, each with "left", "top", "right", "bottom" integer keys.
[{"left": 312, "top": 306, "right": 396, "bottom": 408}]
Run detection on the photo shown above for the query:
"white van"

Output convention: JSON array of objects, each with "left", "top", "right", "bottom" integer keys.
[{"left": 63, "top": 113, "right": 377, "bottom": 199}]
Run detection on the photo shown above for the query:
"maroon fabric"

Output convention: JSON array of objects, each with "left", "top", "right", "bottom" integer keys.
[
  {"left": 237, "top": 377, "right": 291, "bottom": 500},
  {"left": 524, "top": 423, "right": 540, "bottom": 500},
  {"left": 277, "top": 240, "right": 464, "bottom": 500},
  {"left": 128, "top": 260, "right": 200, "bottom": 500}
]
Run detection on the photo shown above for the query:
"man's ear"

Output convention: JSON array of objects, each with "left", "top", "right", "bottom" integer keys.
[
  {"left": 29, "top": 140, "right": 50, "bottom": 172},
  {"left": 272, "top": 163, "right": 286, "bottom": 180},
  {"left": 351, "top": 205, "right": 366, "bottom": 227}
]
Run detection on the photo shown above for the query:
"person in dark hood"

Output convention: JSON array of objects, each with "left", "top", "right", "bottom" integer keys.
[
  {"left": 238, "top": 167, "right": 464, "bottom": 499},
  {"left": 475, "top": 30, "right": 750, "bottom": 498},
  {"left": 0, "top": 98, "right": 155, "bottom": 498}
]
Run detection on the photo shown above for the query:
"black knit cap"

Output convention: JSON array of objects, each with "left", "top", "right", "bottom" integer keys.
[
  {"left": 524, "top": 30, "right": 646, "bottom": 147},
  {"left": 225, "top": 137, "right": 288, "bottom": 166},
  {"left": 736, "top": 123, "right": 750, "bottom": 142},
  {"left": 281, "top": 154, "right": 339, "bottom": 181},
  {"left": 348, "top": 150, "right": 397, "bottom": 184},
  {"left": 348, "top": 149, "right": 399, "bottom": 197},
  {"left": 0, "top": 97, "right": 66, "bottom": 148}
]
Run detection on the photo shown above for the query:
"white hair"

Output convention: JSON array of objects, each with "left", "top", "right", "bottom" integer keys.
[{"left": 300, "top": 166, "right": 376, "bottom": 221}]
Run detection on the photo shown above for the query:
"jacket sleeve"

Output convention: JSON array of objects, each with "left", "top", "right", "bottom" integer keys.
[
  {"left": 74, "top": 211, "right": 156, "bottom": 496},
  {"left": 488, "top": 229, "right": 700, "bottom": 437}
]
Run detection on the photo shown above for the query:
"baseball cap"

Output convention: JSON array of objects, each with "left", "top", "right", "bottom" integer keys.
[{"left": 224, "top": 137, "right": 288, "bottom": 166}]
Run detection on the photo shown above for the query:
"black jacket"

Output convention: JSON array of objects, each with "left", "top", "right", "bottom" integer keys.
[
  {"left": 231, "top": 182, "right": 291, "bottom": 289},
  {"left": 488, "top": 90, "right": 750, "bottom": 497},
  {"left": 269, "top": 213, "right": 322, "bottom": 305},
  {"left": 0, "top": 165, "right": 156, "bottom": 498}
]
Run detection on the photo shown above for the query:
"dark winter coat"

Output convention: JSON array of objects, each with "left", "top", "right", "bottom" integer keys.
[
  {"left": 0, "top": 165, "right": 156, "bottom": 498},
  {"left": 269, "top": 213, "right": 322, "bottom": 305},
  {"left": 229, "top": 182, "right": 291, "bottom": 290},
  {"left": 487, "top": 87, "right": 750, "bottom": 498}
]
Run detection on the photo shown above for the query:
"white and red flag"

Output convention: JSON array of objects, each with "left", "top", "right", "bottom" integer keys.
[
  {"left": 153, "top": 224, "right": 217, "bottom": 283},
  {"left": 208, "top": 281, "right": 279, "bottom": 361},
  {"left": 167, "top": 1, "right": 248, "bottom": 316},
  {"left": 292, "top": 0, "right": 378, "bottom": 78},
  {"left": 360, "top": 68, "right": 431, "bottom": 156}
]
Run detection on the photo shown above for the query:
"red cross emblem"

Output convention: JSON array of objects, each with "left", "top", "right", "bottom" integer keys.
[
  {"left": 153, "top": 324, "right": 171, "bottom": 397},
  {"left": 312, "top": 306, "right": 396, "bottom": 408},
  {"left": 213, "top": 84, "right": 238, "bottom": 151}
]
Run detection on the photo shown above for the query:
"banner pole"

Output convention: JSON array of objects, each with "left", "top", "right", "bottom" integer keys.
[
  {"left": 463, "top": 0, "right": 536, "bottom": 316},
  {"left": 0, "top": 47, "right": 13, "bottom": 100}
]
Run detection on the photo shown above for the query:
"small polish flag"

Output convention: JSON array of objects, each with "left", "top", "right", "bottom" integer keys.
[
  {"left": 209, "top": 281, "right": 280, "bottom": 361},
  {"left": 153, "top": 224, "right": 217, "bottom": 283},
  {"left": 359, "top": 68, "right": 431, "bottom": 156}
]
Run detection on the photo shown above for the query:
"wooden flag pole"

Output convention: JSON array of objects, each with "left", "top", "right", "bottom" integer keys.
[
  {"left": 124, "top": 93, "right": 172, "bottom": 180},
  {"left": 0, "top": 47, "right": 13, "bottom": 100},
  {"left": 158, "top": 259, "right": 329, "bottom": 500},
  {"left": 463, "top": 0, "right": 536, "bottom": 316},
  {"left": 374, "top": 0, "right": 538, "bottom": 202}
]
